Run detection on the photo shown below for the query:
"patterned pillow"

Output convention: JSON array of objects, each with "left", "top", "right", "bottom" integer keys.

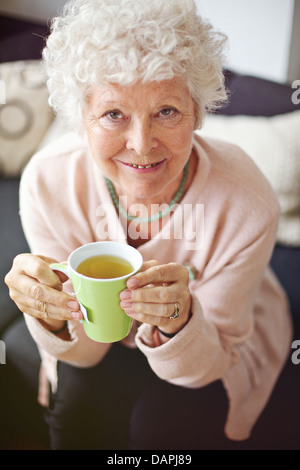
[
  {"left": 0, "top": 60, "right": 53, "bottom": 177},
  {"left": 198, "top": 111, "right": 300, "bottom": 246}
]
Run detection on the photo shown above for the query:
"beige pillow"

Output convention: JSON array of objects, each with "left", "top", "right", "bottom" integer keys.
[
  {"left": 0, "top": 60, "right": 54, "bottom": 177},
  {"left": 37, "top": 117, "right": 70, "bottom": 151},
  {"left": 197, "top": 111, "right": 300, "bottom": 246}
]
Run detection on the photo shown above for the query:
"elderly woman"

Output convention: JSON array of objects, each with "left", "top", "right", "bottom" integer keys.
[{"left": 5, "top": 0, "right": 292, "bottom": 450}]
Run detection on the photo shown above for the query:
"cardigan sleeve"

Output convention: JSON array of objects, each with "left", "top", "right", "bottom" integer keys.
[
  {"left": 18, "top": 139, "right": 114, "bottom": 368},
  {"left": 135, "top": 199, "right": 281, "bottom": 388},
  {"left": 23, "top": 314, "right": 112, "bottom": 368}
]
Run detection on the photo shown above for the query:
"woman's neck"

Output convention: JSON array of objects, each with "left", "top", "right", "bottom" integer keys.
[
  {"left": 114, "top": 150, "right": 198, "bottom": 216},
  {"left": 115, "top": 151, "right": 198, "bottom": 247}
]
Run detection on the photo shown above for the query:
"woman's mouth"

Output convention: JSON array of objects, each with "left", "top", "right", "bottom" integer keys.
[
  {"left": 127, "top": 163, "right": 158, "bottom": 169},
  {"left": 120, "top": 160, "right": 166, "bottom": 173}
]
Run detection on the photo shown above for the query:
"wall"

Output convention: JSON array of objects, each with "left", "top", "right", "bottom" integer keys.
[
  {"left": 195, "top": 0, "right": 296, "bottom": 83},
  {"left": 0, "top": 0, "right": 297, "bottom": 83},
  {"left": 287, "top": 0, "right": 300, "bottom": 83},
  {"left": 0, "top": 0, "right": 66, "bottom": 23}
]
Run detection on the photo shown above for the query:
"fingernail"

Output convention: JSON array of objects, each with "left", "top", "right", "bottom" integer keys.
[
  {"left": 125, "top": 310, "right": 134, "bottom": 316},
  {"left": 68, "top": 300, "right": 79, "bottom": 310},
  {"left": 120, "top": 301, "right": 132, "bottom": 309},
  {"left": 120, "top": 290, "right": 132, "bottom": 300},
  {"left": 71, "top": 311, "right": 82, "bottom": 320},
  {"left": 127, "top": 278, "right": 139, "bottom": 289}
]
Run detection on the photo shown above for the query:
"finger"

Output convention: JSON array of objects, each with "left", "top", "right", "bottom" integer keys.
[
  {"left": 9, "top": 277, "right": 81, "bottom": 320},
  {"left": 35, "top": 256, "right": 69, "bottom": 284},
  {"left": 139, "top": 260, "right": 159, "bottom": 272},
  {"left": 11, "top": 289, "right": 82, "bottom": 321},
  {"left": 13, "top": 254, "right": 64, "bottom": 288},
  {"left": 50, "top": 269, "right": 69, "bottom": 285},
  {"left": 15, "top": 272, "right": 78, "bottom": 307},
  {"left": 126, "top": 260, "right": 159, "bottom": 288},
  {"left": 122, "top": 282, "right": 183, "bottom": 304},
  {"left": 17, "top": 299, "right": 78, "bottom": 321},
  {"left": 120, "top": 300, "right": 175, "bottom": 318},
  {"left": 124, "top": 311, "right": 164, "bottom": 327},
  {"left": 127, "top": 262, "right": 188, "bottom": 289},
  {"left": 121, "top": 304, "right": 183, "bottom": 329}
]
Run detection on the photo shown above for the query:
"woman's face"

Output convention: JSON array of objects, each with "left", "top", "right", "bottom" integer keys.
[{"left": 83, "top": 77, "right": 196, "bottom": 204}]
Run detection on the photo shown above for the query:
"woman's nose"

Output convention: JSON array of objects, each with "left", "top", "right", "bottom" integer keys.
[{"left": 125, "top": 117, "right": 158, "bottom": 156}]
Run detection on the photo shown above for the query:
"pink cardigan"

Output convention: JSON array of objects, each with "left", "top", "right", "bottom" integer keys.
[{"left": 20, "top": 132, "right": 292, "bottom": 441}]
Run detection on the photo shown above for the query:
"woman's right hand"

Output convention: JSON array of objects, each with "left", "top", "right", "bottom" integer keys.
[{"left": 4, "top": 254, "right": 83, "bottom": 333}]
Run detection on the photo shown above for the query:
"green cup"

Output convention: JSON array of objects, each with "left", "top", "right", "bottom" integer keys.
[{"left": 50, "top": 241, "right": 143, "bottom": 343}]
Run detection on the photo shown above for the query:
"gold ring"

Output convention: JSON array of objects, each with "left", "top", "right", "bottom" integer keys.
[
  {"left": 39, "top": 301, "right": 48, "bottom": 319},
  {"left": 169, "top": 303, "right": 180, "bottom": 320}
]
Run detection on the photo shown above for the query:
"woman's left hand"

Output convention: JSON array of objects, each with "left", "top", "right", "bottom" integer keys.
[{"left": 120, "top": 260, "right": 191, "bottom": 336}]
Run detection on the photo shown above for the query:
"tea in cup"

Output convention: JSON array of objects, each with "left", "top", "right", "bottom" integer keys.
[{"left": 50, "top": 241, "right": 143, "bottom": 343}]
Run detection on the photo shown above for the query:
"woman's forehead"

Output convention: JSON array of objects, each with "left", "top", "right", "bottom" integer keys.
[{"left": 87, "top": 77, "right": 192, "bottom": 108}]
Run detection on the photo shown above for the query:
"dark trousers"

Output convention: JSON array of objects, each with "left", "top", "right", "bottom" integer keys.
[
  {"left": 45, "top": 343, "right": 230, "bottom": 450},
  {"left": 44, "top": 343, "right": 300, "bottom": 450}
]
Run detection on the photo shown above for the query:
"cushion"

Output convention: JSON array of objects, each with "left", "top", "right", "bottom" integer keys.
[
  {"left": 0, "top": 178, "right": 29, "bottom": 335},
  {"left": 0, "top": 60, "right": 53, "bottom": 177},
  {"left": 37, "top": 117, "right": 70, "bottom": 150},
  {"left": 219, "top": 70, "right": 300, "bottom": 116},
  {"left": 0, "top": 21, "right": 48, "bottom": 63},
  {"left": 197, "top": 110, "right": 300, "bottom": 246}
]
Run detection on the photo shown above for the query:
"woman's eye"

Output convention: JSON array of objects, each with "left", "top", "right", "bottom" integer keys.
[
  {"left": 105, "top": 110, "right": 124, "bottom": 120},
  {"left": 158, "top": 108, "right": 178, "bottom": 119},
  {"left": 99, "top": 109, "right": 128, "bottom": 128}
]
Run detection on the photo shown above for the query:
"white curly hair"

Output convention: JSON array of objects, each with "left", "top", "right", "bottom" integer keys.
[{"left": 43, "top": 0, "right": 228, "bottom": 133}]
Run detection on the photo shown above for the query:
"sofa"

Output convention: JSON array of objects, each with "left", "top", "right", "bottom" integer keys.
[{"left": 0, "top": 15, "right": 300, "bottom": 449}]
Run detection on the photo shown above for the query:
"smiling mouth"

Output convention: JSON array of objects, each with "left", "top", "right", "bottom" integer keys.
[{"left": 122, "top": 160, "right": 165, "bottom": 169}]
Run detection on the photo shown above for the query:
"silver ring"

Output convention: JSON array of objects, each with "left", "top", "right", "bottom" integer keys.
[{"left": 169, "top": 303, "right": 180, "bottom": 320}]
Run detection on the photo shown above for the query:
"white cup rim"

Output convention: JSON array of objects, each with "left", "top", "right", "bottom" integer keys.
[{"left": 68, "top": 241, "right": 143, "bottom": 282}]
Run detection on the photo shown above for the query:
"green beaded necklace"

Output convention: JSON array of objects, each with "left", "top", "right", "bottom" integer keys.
[{"left": 105, "top": 160, "right": 190, "bottom": 223}]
